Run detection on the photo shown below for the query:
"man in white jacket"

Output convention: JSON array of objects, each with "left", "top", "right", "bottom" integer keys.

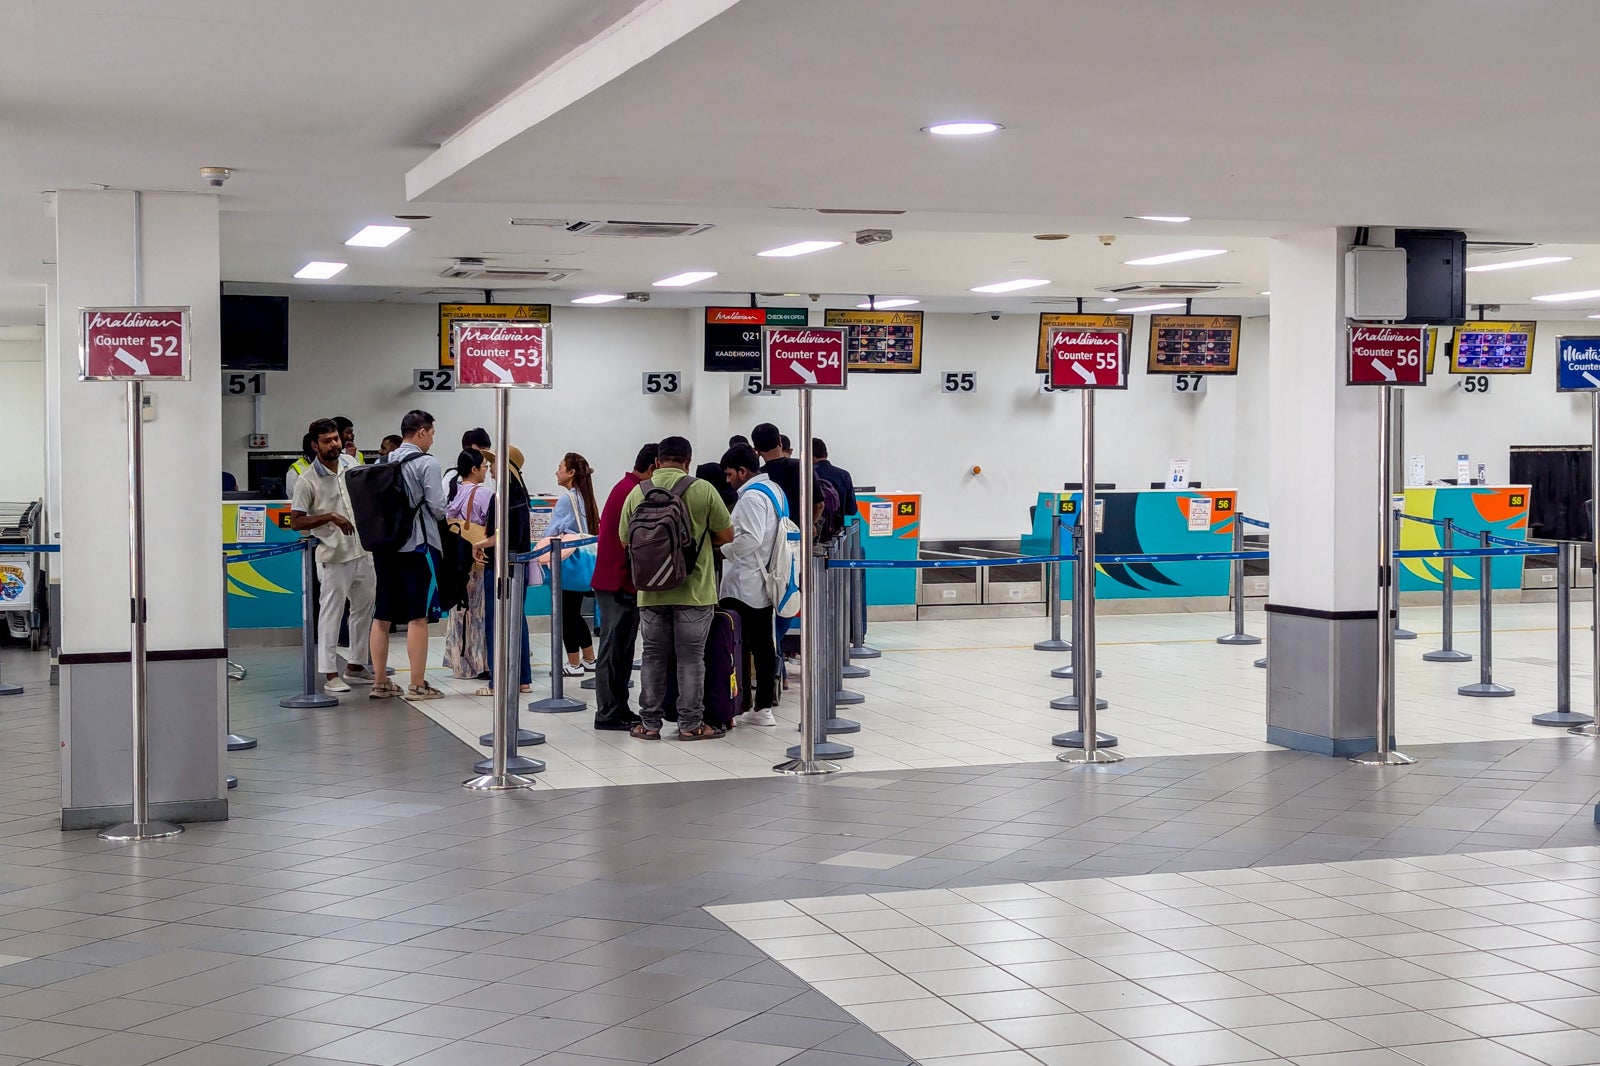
[{"left": 719, "top": 444, "right": 781, "bottom": 726}]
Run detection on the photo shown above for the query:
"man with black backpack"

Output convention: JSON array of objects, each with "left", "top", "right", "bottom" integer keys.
[{"left": 618, "top": 436, "right": 732, "bottom": 741}]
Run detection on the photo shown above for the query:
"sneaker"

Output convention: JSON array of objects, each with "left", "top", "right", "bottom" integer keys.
[
  {"left": 581, "top": 658, "right": 597, "bottom": 672},
  {"left": 323, "top": 676, "right": 351, "bottom": 695},
  {"left": 561, "top": 662, "right": 585, "bottom": 678},
  {"left": 342, "top": 669, "right": 374, "bottom": 686},
  {"left": 738, "top": 708, "right": 776, "bottom": 727}
]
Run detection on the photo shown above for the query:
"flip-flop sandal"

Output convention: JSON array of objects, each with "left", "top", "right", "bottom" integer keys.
[
  {"left": 474, "top": 686, "right": 494, "bottom": 697},
  {"left": 678, "top": 723, "right": 726, "bottom": 742},
  {"left": 369, "top": 682, "right": 400, "bottom": 699},
  {"left": 407, "top": 683, "right": 443, "bottom": 701},
  {"left": 629, "top": 724, "right": 661, "bottom": 741}
]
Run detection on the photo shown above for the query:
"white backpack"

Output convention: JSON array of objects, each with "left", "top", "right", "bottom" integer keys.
[{"left": 750, "top": 482, "right": 802, "bottom": 618}]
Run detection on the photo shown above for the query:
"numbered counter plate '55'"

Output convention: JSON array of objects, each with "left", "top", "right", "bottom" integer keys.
[
  {"left": 1047, "top": 327, "right": 1125, "bottom": 389},
  {"left": 451, "top": 320, "right": 550, "bottom": 389},
  {"left": 1347, "top": 323, "right": 1428, "bottom": 386},
  {"left": 80, "top": 306, "right": 191, "bottom": 381},
  {"left": 762, "top": 326, "right": 848, "bottom": 389}
]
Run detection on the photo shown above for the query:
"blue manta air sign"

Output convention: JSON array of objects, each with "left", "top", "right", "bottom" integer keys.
[{"left": 1557, "top": 336, "right": 1600, "bottom": 392}]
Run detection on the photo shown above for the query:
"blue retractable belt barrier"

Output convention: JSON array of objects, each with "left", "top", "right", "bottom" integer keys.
[
  {"left": 1398, "top": 512, "right": 1447, "bottom": 528},
  {"left": 1238, "top": 515, "right": 1270, "bottom": 529},
  {"left": 828, "top": 543, "right": 1554, "bottom": 571},
  {"left": 0, "top": 544, "right": 59, "bottom": 553},
  {"left": 224, "top": 542, "right": 309, "bottom": 563},
  {"left": 510, "top": 535, "right": 597, "bottom": 565},
  {"left": 223, "top": 539, "right": 309, "bottom": 552},
  {"left": 1396, "top": 544, "right": 1556, "bottom": 559}
]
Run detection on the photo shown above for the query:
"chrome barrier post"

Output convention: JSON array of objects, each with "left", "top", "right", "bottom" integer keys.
[
  {"left": 833, "top": 536, "right": 865, "bottom": 712},
  {"left": 776, "top": 386, "right": 840, "bottom": 774},
  {"left": 465, "top": 385, "right": 537, "bottom": 791},
  {"left": 1035, "top": 511, "right": 1070, "bottom": 652},
  {"left": 1393, "top": 509, "right": 1417, "bottom": 640},
  {"left": 475, "top": 560, "right": 546, "bottom": 774},
  {"left": 1459, "top": 531, "right": 1514, "bottom": 698},
  {"left": 279, "top": 542, "right": 338, "bottom": 710},
  {"left": 1254, "top": 656, "right": 1266, "bottom": 669},
  {"left": 1216, "top": 518, "right": 1262, "bottom": 645},
  {"left": 1051, "top": 521, "right": 1100, "bottom": 684},
  {"left": 848, "top": 522, "right": 881, "bottom": 661},
  {"left": 1536, "top": 543, "right": 1591, "bottom": 727},
  {"left": 1351, "top": 384, "right": 1415, "bottom": 765},
  {"left": 1574, "top": 392, "right": 1600, "bottom": 739},
  {"left": 1059, "top": 388, "right": 1121, "bottom": 765},
  {"left": 219, "top": 554, "right": 256, "bottom": 750},
  {"left": 1052, "top": 518, "right": 1114, "bottom": 748},
  {"left": 528, "top": 541, "right": 585, "bottom": 713},
  {"left": 841, "top": 525, "right": 871, "bottom": 679},
  {"left": 1423, "top": 518, "right": 1472, "bottom": 663},
  {"left": 797, "top": 547, "right": 853, "bottom": 759}
]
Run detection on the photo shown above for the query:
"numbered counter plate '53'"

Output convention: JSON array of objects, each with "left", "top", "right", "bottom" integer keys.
[
  {"left": 762, "top": 326, "right": 848, "bottom": 389},
  {"left": 451, "top": 321, "right": 550, "bottom": 388},
  {"left": 80, "top": 306, "right": 191, "bottom": 381},
  {"left": 1047, "top": 328, "right": 1125, "bottom": 389},
  {"left": 1347, "top": 323, "right": 1428, "bottom": 386}
]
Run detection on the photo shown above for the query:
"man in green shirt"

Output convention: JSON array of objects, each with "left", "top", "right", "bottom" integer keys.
[{"left": 618, "top": 436, "right": 733, "bottom": 740}]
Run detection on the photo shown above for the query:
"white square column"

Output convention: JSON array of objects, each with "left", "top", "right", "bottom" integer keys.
[
  {"left": 1265, "top": 227, "right": 1387, "bottom": 755},
  {"left": 52, "top": 190, "right": 228, "bottom": 829}
]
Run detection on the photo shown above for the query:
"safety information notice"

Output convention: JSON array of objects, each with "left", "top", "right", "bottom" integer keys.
[
  {"left": 869, "top": 501, "right": 893, "bottom": 537},
  {"left": 236, "top": 505, "right": 267, "bottom": 543},
  {"left": 1187, "top": 496, "right": 1213, "bottom": 532}
]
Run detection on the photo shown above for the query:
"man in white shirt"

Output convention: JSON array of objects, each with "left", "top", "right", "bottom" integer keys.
[
  {"left": 290, "top": 418, "right": 376, "bottom": 694},
  {"left": 719, "top": 443, "right": 781, "bottom": 726}
]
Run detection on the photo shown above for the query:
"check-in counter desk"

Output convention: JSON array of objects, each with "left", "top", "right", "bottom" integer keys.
[
  {"left": 855, "top": 492, "right": 921, "bottom": 617},
  {"left": 1397, "top": 485, "right": 1531, "bottom": 594},
  {"left": 1021, "top": 488, "right": 1240, "bottom": 611}
]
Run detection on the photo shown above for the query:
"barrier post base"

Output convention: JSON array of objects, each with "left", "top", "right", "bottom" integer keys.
[
  {"left": 1534, "top": 711, "right": 1594, "bottom": 727},
  {"left": 98, "top": 820, "right": 183, "bottom": 842},
  {"left": 1216, "top": 633, "right": 1262, "bottom": 646},
  {"left": 462, "top": 773, "right": 537, "bottom": 792},
  {"left": 835, "top": 689, "right": 865, "bottom": 705},
  {"left": 824, "top": 716, "right": 859, "bottom": 734},
  {"left": 279, "top": 693, "right": 338, "bottom": 709},
  {"left": 473, "top": 754, "right": 545, "bottom": 775},
  {"left": 226, "top": 733, "right": 256, "bottom": 751},
  {"left": 1394, "top": 626, "right": 1417, "bottom": 640},
  {"left": 849, "top": 645, "right": 881, "bottom": 660},
  {"left": 1458, "top": 682, "right": 1515, "bottom": 698},
  {"left": 0, "top": 682, "right": 24, "bottom": 696},
  {"left": 1050, "top": 664, "right": 1098, "bottom": 680},
  {"left": 1422, "top": 648, "right": 1472, "bottom": 663},
  {"left": 1052, "top": 730, "right": 1118, "bottom": 749},
  {"left": 1057, "top": 748, "right": 1124, "bottom": 765},
  {"left": 1034, "top": 638, "right": 1071, "bottom": 652},
  {"left": 786, "top": 740, "right": 852, "bottom": 760},
  {"left": 527, "top": 696, "right": 586, "bottom": 713},
  {"left": 1050, "top": 694, "right": 1107, "bottom": 711},
  {"left": 226, "top": 775, "right": 237, "bottom": 790},
  {"left": 773, "top": 757, "right": 841, "bottom": 776},
  {"left": 842, "top": 663, "right": 870, "bottom": 679},
  {"left": 1569, "top": 723, "right": 1600, "bottom": 737},
  {"left": 479, "top": 729, "right": 545, "bottom": 747},
  {"left": 1349, "top": 749, "right": 1417, "bottom": 766},
  {"left": 1254, "top": 657, "right": 1267, "bottom": 669}
]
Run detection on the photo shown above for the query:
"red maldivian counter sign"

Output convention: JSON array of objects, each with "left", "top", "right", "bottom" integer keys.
[
  {"left": 1347, "top": 324, "right": 1428, "bottom": 386},
  {"left": 79, "top": 307, "right": 190, "bottom": 381},
  {"left": 762, "top": 326, "right": 848, "bottom": 389},
  {"left": 452, "top": 321, "right": 550, "bottom": 388},
  {"left": 1048, "top": 328, "right": 1125, "bottom": 389}
]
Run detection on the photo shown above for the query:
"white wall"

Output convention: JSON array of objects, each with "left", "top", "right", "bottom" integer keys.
[{"left": 0, "top": 332, "right": 45, "bottom": 503}]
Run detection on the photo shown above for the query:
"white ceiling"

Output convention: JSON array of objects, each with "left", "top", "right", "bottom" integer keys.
[{"left": 7, "top": 0, "right": 1600, "bottom": 323}]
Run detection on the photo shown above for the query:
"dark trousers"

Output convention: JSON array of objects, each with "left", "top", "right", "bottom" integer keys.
[
  {"left": 593, "top": 589, "right": 638, "bottom": 724},
  {"left": 721, "top": 597, "right": 776, "bottom": 711},
  {"left": 483, "top": 563, "right": 531, "bottom": 686},
  {"left": 561, "top": 589, "right": 593, "bottom": 654}
]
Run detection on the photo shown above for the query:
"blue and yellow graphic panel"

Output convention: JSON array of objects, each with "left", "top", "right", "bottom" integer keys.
[
  {"left": 223, "top": 502, "right": 301, "bottom": 629},
  {"left": 857, "top": 493, "right": 921, "bottom": 606},
  {"left": 1397, "top": 486, "right": 1530, "bottom": 591}
]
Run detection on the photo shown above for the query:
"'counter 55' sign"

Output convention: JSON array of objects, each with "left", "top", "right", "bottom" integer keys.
[
  {"left": 80, "top": 307, "right": 190, "bottom": 381},
  {"left": 1047, "top": 328, "right": 1125, "bottom": 389}
]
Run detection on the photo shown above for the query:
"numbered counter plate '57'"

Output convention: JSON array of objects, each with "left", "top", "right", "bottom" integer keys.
[
  {"left": 1347, "top": 323, "right": 1428, "bottom": 386},
  {"left": 1047, "top": 328, "right": 1126, "bottom": 389},
  {"left": 762, "top": 326, "right": 848, "bottom": 389},
  {"left": 451, "top": 321, "right": 550, "bottom": 388},
  {"left": 80, "top": 306, "right": 190, "bottom": 381}
]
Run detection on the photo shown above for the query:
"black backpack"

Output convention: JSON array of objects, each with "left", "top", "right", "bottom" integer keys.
[
  {"left": 627, "top": 476, "right": 703, "bottom": 591},
  {"left": 346, "top": 452, "right": 424, "bottom": 552}
]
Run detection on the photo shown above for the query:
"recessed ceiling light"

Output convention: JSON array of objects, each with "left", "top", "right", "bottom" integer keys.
[
  {"left": 923, "top": 121, "right": 1003, "bottom": 136},
  {"left": 1033, "top": 233, "right": 1071, "bottom": 241},
  {"left": 345, "top": 225, "right": 410, "bottom": 248},
  {"left": 293, "top": 261, "right": 346, "bottom": 280},
  {"left": 1123, "top": 249, "right": 1228, "bottom": 266},
  {"left": 758, "top": 240, "right": 841, "bottom": 258},
  {"left": 1464, "top": 256, "right": 1573, "bottom": 273},
  {"left": 1259, "top": 291, "right": 1271, "bottom": 296},
  {"left": 1117, "top": 302, "right": 1186, "bottom": 314},
  {"left": 1102, "top": 297, "right": 1119, "bottom": 303},
  {"left": 653, "top": 270, "right": 718, "bottom": 287},
  {"left": 856, "top": 298, "right": 919, "bottom": 309},
  {"left": 1533, "top": 289, "right": 1600, "bottom": 303},
  {"left": 969, "top": 278, "right": 1049, "bottom": 294},
  {"left": 1589, "top": 314, "right": 1600, "bottom": 319},
  {"left": 1130, "top": 215, "right": 1191, "bottom": 223},
  {"left": 394, "top": 214, "right": 431, "bottom": 220},
  {"left": 571, "top": 293, "right": 626, "bottom": 305}
]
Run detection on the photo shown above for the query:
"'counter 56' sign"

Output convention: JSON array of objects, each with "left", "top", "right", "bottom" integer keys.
[
  {"left": 1047, "top": 328, "right": 1125, "bottom": 389},
  {"left": 452, "top": 321, "right": 550, "bottom": 388},
  {"left": 1347, "top": 324, "right": 1428, "bottom": 386},
  {"left": 80, "top": 307, "right": 190, "bottom": 381}
]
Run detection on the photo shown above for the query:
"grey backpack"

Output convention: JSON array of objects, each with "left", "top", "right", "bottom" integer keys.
[{"left": 627, "top": 477, "right": 702, "bottom": 591}]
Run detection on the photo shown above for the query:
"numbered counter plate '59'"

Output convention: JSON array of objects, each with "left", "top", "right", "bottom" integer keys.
[
  {"left": 451, "top": 321, "right": 550, "bottom": 388},
  {"left": 762, "top": 326, "right": 848, "bottom": 389},
  {"left": 80, "top": 306, "right": 191, "bottom": 381},
  {"left": 1047, "top": 327, "right": 1125, "bottom": 389},
  {"left": 1347, "top": 323, "right": 1428, "bottom": 386}
]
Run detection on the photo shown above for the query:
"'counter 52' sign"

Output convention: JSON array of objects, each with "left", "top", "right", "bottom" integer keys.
[
  {"left": 1347, "top": 324, "right": 1428, "bottom": 386},
  {"left": 80, "top": 307, "right": 190, "bottom": 381},
  {"left": 452, "top": 321, "right": 551, "bottom": 388}
]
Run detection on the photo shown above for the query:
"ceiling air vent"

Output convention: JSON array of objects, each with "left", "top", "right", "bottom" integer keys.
[
  {"left": 1096, "top": 281, "right": 1229, "bottom": 297},
  {"left": 439, "top": 258, "right": 574, "bottom": 283},
  {"left": 564, "top": 220, "right": 712, "bottom": 238}
]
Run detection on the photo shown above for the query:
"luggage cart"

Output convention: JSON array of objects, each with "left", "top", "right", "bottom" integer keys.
[{"left": 0, "top": 500, "right": 46, "bottom": 650}]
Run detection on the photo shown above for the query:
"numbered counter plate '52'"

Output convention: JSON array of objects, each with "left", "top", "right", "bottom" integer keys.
[
  {"left": 451, "top": 321, "right": 550, "bottom": 388},
  {"left": 80, "top": 306, "right": 191, "bottom": 381},
  {"left": 1347, "top": 323, "right": 1428, "bottom": 386},
  {"left": 1047, "top": 328, "right": 1125, "bottom": 389},
  {"left": 762, "top": 326, "right": 848, "bottom": 389}
]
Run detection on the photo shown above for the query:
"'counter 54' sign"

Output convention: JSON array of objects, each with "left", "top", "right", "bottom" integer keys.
[
  {"left": 451, "top": 321, "right": 550, "bottom": 388},
  {"left": 80, "top": 307, "right": 190, "bottom": 381},
  {"left": 1347, "top": 324, "right": 1428, "bottom": 386},
  {"left": 1047, "top": 328, "right": 1125, "bottom": 389},
  {"left": 762, "top": 326, "right": 847, "bottom": 389}
]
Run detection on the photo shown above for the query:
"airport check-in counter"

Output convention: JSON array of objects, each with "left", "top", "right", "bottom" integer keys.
[
  {"left": 1397, "top": 485, "right": 1531, "bottom": 593},
  {"left": 855, "top": 492, "right": 921, "bottom": 616}
]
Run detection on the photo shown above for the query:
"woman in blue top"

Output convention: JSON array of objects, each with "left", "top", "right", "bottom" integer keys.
[{"left": 547, "top": 452, "right": 600, "bottom": 676}]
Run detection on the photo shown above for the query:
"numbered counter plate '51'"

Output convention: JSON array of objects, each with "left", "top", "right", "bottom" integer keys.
[
  {"left": 1347, "top": 323, "right": 1428, "bottom": 386},
  {"left": 451, "top": 321, "right": 550, "bottom": 388},
  {"left": 762, "top": 326, "right": 848, "bottom": 389},
  {"left": 1047, "top": 328, "right": 1125, "bottom": 389},
  {"left": 80, "top": 306, "right": 191, "bottom": 381}
]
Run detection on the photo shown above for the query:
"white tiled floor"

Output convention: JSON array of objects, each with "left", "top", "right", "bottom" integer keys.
[
  {"left": 388, "top": 601, "right": 1586, "bottom": 790},
  {"left": 712, "top": 845, "right": 1600, "bottom": 1066}
]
